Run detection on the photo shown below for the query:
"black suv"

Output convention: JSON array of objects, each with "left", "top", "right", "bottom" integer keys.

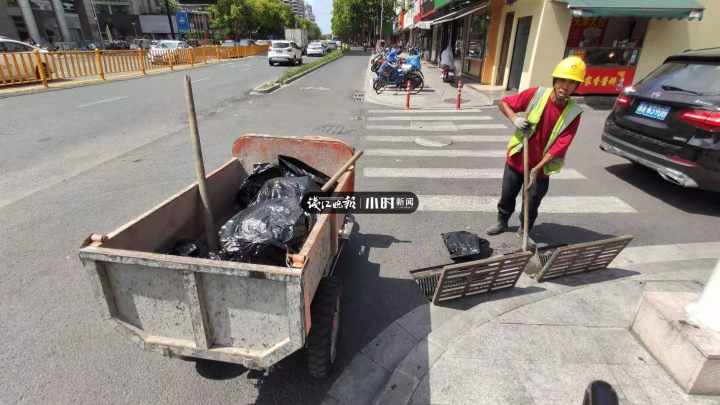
[{"left": 601, "top": 49, "right": 720, "bottom": 192}]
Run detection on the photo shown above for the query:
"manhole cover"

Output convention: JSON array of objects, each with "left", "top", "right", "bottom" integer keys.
[
  {"left": 352, "top": 91, "right": 365, "bottom": 103},
  {"left": 443, "top": 98, "right": 470, "bottom": 104},
  {"left": 414, "top": 137, "right": 452, "bottom": 147}
]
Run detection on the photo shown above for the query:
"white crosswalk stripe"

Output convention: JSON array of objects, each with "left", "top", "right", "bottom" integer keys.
[
  {"left": 365, "top": 135, "right": 507, "bottom": 143},
  {"left": 363, "top": 167, "right": 586, "bottom": 179},
  {"left": 366, "top": 149, "right": 506, "bottom": 158},
  {"left": 367, "top": 115, "right": 493, "bottom": 121},
  {"left": 367, "top": 123, "right": 507, "bottom": 131},
  {"left": 417, "top": 195, "right": 637, "bottom": 213},
  {"left": 361, "top": 107, "right": 638, "bottom": 215}
]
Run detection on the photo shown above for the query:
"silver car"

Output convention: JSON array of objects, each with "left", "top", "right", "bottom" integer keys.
[{"left": 0, "top": 38, "right": 51, "bottom": 82}]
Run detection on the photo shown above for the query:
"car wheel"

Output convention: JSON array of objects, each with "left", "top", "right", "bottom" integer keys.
[{"left": 269, "top": 60, "right": 273, "bottom": 66}]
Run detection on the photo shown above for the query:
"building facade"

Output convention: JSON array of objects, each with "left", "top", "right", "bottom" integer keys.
[
  {"left": 282, "top": 0, "right": 305, "bottom": 20},
  {"left": 399, "top": 0, "right": 711, "bottom": 95},
  {"left": 304, "top": 2, "right": 314, "bottom": 23}
]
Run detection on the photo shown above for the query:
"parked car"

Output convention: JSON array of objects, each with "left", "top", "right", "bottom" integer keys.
[
  {"left": 255, "top": 39, "right": 269, "bottom": 46},
  {"left": 0, "top": 38, "right": 51, "bottom": 82},
  {"left": 238, "top": 39, "right": 255, "bottom": 47},
  {"left": 324, "top": 40, "right": 337, "bottom": 51},
  {"left": 268, "top": 40, "right": 302, "bottom": 66},
  {"left": 601, "top": 48, "right": 720, "bottom": 192},
  {"left": 148, "top": 40, "right": 189, "bottom": 64},
  {"left": 221, "top": 40, "right": 236, "bottom": 47},
  {"left": 307, "top": 41, "right": 326, "bottom": 57}
]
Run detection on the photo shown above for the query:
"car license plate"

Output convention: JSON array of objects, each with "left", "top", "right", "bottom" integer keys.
[{"left": 635, "top": 102, "right": 671, "bottom": 121}]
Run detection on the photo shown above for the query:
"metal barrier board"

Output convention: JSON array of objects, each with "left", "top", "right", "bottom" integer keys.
[{"left": 532, "top": 235, "right": 634, "bottom": 282}]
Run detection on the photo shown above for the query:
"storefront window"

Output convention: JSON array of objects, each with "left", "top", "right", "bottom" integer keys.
[
  {"left": 463, "top": 12, "right": 489, "bottom": 78},
  {"left": 565, "top": 16, "right": 649, "bottom": 95}
]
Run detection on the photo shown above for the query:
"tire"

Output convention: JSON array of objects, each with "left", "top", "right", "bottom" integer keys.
[
  {"left": 373, "top": 78, "right": 385, "bottom": 94},
  {"left": 406, "top": 72, "right": 424, "bottom": 94},
  {"left": 306, "top": 277, "right": 342, "bottom": 379},
  {"left": 269, "top": 60, "right": 273, "bottom": 66}
]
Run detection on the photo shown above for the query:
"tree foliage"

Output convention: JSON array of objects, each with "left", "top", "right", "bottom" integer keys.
[
  {"left": 209, "top": 0, "right": 296, "bottom": 39},
  {"left": 331, "top": 0, "right": 394, "bottom": 43},
  {"left": 299, "top": 19, "right": 322, "bottom": 41}
]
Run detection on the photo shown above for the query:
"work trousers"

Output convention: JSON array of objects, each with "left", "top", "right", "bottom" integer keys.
[{"left": 497, "top": 164, "right": 550, "bottom": 229}]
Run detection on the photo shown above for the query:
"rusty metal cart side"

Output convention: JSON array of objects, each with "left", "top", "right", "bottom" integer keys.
[{"left": 79, "top": 134, "right": 355, "bottom": 376}]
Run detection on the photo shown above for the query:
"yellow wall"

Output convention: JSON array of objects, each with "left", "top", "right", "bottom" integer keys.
[
  {"left": 492, "top": 0, "right": 572, "bottom": 90},
  {"left": 635, "top": 0, "right": 718, "bottom": 81}
]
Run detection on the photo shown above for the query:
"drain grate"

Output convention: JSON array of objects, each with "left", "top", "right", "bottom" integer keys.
[
  {"left": 316, "top": 124, "right": 353, "bottom": 135},
  {"left": 352, "top": 90, "right": 365, "bottom": 103}
]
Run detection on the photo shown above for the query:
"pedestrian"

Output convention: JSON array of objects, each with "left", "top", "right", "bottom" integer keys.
[{"left": 485, "top": 56, "right": 586, "bottom": 242}]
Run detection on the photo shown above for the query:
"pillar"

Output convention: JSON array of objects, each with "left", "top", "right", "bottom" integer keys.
[
  {"left": 51, "top": 0, "right": 72, "bottom": 42},
  {"left": 17, "top": 0, "right": 42, "bottom": 43}
]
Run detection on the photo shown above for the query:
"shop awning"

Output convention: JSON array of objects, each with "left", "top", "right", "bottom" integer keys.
[
  {"left": 430, "top": 3, "right": 488, "bottom": 26},
  {"left": 565, "top": 0, "right": 704, "bottom": 20}
]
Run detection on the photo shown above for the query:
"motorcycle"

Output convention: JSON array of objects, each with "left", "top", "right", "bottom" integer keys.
[{"left": 373, "top": 58, "right": 424, "bottom": 95}]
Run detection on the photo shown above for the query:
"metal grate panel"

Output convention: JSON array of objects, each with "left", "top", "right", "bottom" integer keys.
[
  {"left": 533, "top": 235, "right": 634, "bottom": 282},
  {"left": 410, "top": 251, "right": 532, "bottom": 304}
]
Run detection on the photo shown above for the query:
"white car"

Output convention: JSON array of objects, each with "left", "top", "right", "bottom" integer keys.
[
  {"left": 0, "top": 38, "right": 51, "bottom": 82},
  {"left": 148, "top": 40, "right": 189, "bottom": 64},
  {"left": 268, "top": 40, "right": 302, "bottom": 66},
  {"left": 307, "top": 42, "right": 326, "bottom": 57},
  {"left": 221, "top": 40, "right": 236, "bottom": 47}
]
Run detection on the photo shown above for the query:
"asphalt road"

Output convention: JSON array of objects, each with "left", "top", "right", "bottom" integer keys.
[{"left": 2, "top": 50, "right": 720, "bottom": 405}]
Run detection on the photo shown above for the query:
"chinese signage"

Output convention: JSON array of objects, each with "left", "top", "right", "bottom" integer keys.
[
  {"left": 576, "top": 66, "right": 636, "bottom": 95},
  {"left": 566, "top": 17, "right": 608, "bottom": 49},
  {"left": 302, "top": 192, "right": 419, "bottom": 214},
  {"left": 176, "top": 11, "right": 190, "bottom": 33}
]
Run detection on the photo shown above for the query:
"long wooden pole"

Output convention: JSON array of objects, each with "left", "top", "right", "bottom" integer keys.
[
  {"left": 184, "top": 75, "right": 219, "bottom": 251},
  {"left": 522, "top": 135, "right": 530, "bottom": 252},
  {"left": 321, "top": 151, "right": 364, "bottom": 192}
]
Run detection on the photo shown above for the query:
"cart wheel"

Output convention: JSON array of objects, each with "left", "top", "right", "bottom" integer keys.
[{"left": 306, "top": 276, "right": 342, "bottom": 379}]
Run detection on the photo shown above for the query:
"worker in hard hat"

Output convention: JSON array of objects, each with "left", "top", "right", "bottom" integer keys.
[{"left": 486, "top": 56, "right": 586, "bottom": 239}]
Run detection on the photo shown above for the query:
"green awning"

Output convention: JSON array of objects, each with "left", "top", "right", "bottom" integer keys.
[{"left": 565, "top": 0, "right": 704, "bottom": 20}]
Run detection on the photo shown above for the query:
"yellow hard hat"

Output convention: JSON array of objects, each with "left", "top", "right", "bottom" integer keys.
[{"left": 552, "top": 56, "right": 586, "bottom": 83}]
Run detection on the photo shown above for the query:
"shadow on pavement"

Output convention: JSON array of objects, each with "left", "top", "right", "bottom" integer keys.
[
  {"left": 605, "top": 163, "right": 720, "bottom": 215},
  {"left": 546, "top": 266, "right": 640, "bottom": 287},
  {"left": 195, "top": 359, "right": 247, "bottom": 380},
  {"left": 530, "top": 223, "right": 616, "bottom": 246}
]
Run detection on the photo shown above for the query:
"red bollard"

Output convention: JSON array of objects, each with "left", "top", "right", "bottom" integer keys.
[
  {"left": 456, "top": 79, "right": 463, "bottom": 111},
  {"left": 405, "top": 80, "right": 411, "bottom": 110}
]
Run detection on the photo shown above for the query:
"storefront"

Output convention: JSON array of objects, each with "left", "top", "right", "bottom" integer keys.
[{"left": 564, "top": 16, "right": 648, "bottom": 95}]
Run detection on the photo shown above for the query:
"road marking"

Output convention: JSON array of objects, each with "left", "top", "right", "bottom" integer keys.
[
  {"left": 365, "top": 135, "right": 507, "bottom": 143},
  {"left": 367, "top": 123, "right": 507, "bottom": 131},
  {"left": 367, "top": 115, "right": 492, "bottom": 121},
  {"left": 367, "top": 108, "right": 496, "bottom": 114},
  {"left": 366, "top": 149, "right": 506, "bottom": 158},
  {"left": 613, "top": 241, "right": 720, "bottom": 267},
  {"left": 193, "top": 77, "right": 210, "bottom": 82},
  {"left": 416, "top": 195, "right": 636, "bottom": 213},
  {"left": 77, "top": 96, "right": 128, "bottom": 109},
  {"left": 363, "top": 167, "right": 586, "bottom": 179}
]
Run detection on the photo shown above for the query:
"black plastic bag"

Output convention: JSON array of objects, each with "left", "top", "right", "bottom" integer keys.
[
  {"left": 442, "top": 231, "right": 492, "bottom": 262},
  {"left": 236, "top": 163, "right": 282, "bottom": 210},
  {"left": 171, "top": 239, "right": 209, "bottom": 258},
  {"left": 278, "top": 155, "right": 330, "bottom": 187},
  {"left": 254, "top": 176, "right": 319, "bottom": 206},
  {"left": 218, "top": 199, "right": 313, "bottom": 265}
]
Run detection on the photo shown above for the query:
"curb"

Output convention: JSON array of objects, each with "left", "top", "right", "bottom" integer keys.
[
  {"left": 252, "top": 52, "right": 345, "bottom": 94},
  {"left": 0, "top": 57, "right": 260, "bottom": 99},
  {"left": 324, "top": 256, "right": 718, "bottom": 405}
]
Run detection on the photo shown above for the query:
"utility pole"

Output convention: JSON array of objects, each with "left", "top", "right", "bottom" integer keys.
[
  {"left": 165, "top": 0, "right": 176, "bottom": 39},
  {"left": 379, "top": 0, "right": 384, "bottom": 43}
]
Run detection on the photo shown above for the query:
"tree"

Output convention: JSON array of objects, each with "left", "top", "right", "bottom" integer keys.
[
  {"left": 160, "top": 0, "right": 180, "bottom": 14},
  {"left": 299, "top": 18, "right": 322, "bottom": 41},
  {"left": 250, "top": 0, "right": 296, "bottom": 38},
  {"left": 331, "top": 0, "right": 394, "bottom": 44},
  {"left": 210, "top": 0, "right": 294, "bottom": 39},
  {"left": 209, "top": 0, "right": 254, "bottom": 39}
]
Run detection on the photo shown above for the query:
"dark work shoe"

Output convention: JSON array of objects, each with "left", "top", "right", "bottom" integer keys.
[{"left": 486, "top": 216, "right": 509, "bottom": 236}]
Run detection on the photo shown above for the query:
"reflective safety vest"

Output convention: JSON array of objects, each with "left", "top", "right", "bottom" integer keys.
[{"left": 507, "top": 87, "right": 583, "bottom": 175}]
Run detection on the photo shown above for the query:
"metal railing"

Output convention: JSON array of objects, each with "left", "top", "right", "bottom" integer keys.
[{"left": 0, "top": 45, "right": 269, "bottom": 88}]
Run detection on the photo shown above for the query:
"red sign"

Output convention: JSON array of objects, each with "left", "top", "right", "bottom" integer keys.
[{"left": 575, "top": 66, "right": 636, "bottom": 95}]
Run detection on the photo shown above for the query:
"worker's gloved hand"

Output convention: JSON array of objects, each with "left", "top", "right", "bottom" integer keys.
[{"left": 512, "top": 116, "right": 530, "bottom": 131}]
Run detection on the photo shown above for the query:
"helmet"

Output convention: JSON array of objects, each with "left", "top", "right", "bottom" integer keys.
[{"left": 552, "top": 56, "right": 586, "bottom": 83}]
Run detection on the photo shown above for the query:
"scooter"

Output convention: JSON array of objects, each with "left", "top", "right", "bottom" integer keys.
[
  {"left": 373, "top": 58, "right": 424, "bottom": 94},
  {"left": 441, "top": 64, "right": 455, "bottom": 83}
]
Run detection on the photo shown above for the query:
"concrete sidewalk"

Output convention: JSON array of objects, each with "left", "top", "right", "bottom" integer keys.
[
  {"left": 324, "top": 251, "right": 720, "bottom": 405},
  {"left": 364, "top": 60, "right": 509, "bottom": 109}
]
